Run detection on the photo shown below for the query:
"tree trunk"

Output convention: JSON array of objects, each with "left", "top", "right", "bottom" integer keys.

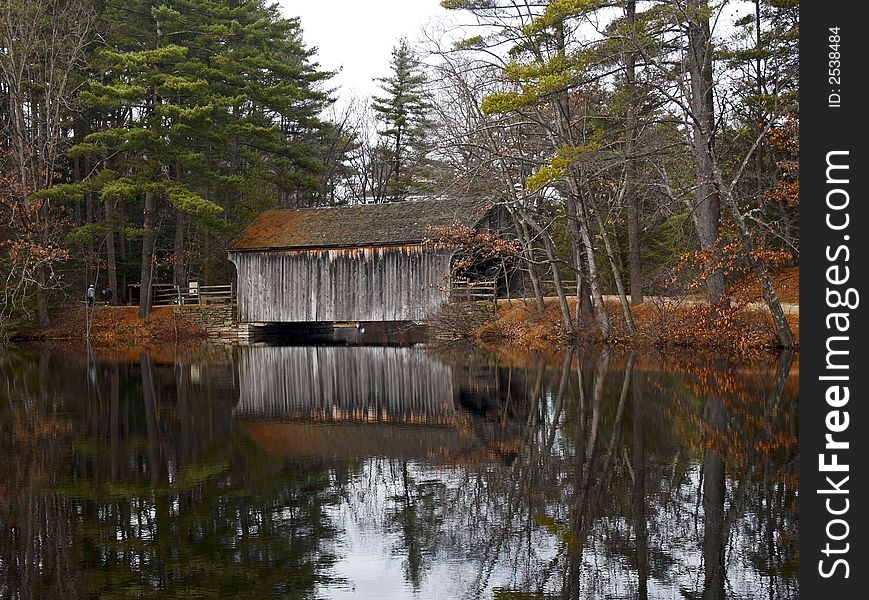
[
  {"left": 566, "top": 199, "right": 594, "bottom": 329},
  {"left": 541, "top": 234, "right": 575, "bottom": 338},
  {"left": 35, "top": 265, "right": 49, "bottom": 327},
  {"left": 118, "top": 226, "right": 127, "bottom": 303},
  {"left": 591, "top": 193, "right": 637, "bottom": 337},
  {"left": 571, "top": 188, "right": 611, "bottom": 339},
  {"left": 518, "top": 208, "right": 575, "bottom": 337},
  {"left": 625, "top": 0, "right": 644, "bottom": 304},
  {"left": 138, "top": 190, "right": 158, "bottom": 319},
  {"left": 713, "top": 162, "right": 794, "bottom": 347},
  {"left": 173, "top": 209, "right": 186, "bottom": 288},
  {"left": 84, "top": 155, "right": 95, "bottom": 284},
  {"left": 141, "top": 352, "right": 169, "bottom": 586},
  {"left": 576, "top": 254, "right": 595, "bottom": 328},
  {"left": 686, "top": 0, "right": 726, "bottom": 304},
  {"left": 173, "top": 160, "right": 187, "bottom": 289},
  {"left": 552, "top": 23, "right": 610, "bottom": 338},
  {"left": 702, "top": 392, "right": 727, "bottom": 600},
  {"left": 632, "top": 361, "right": 648, "bottom": 600},
  {"left": 104, "top": 196, "right": 117, "bottom": 303},
  {"left": 203, "top": 233, "right": 211, "bottom": 285},
  {"left": 511, "top": 209, "right": 546, "bottom": 313},
  {"left": 392, "top": 126, "right": 402, "bottom": 202}
]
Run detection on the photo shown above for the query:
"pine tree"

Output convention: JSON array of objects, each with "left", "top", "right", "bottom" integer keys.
[
  {"left": 68, "top": 0, "right": 332, "bottom": 317},
  {"left": 71, "top": 0, "right": 222, "bottom": 317},
  {"left": 372, "top": 39, "right": 432, "bottom": 202}
]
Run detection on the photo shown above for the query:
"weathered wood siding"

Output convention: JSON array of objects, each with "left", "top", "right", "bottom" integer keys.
[
  {"left": 229, "top": 245, "right": 452, "bottom": 323},
  {"left": 234, "top": 345, "right": 456, "bottom": 424}
]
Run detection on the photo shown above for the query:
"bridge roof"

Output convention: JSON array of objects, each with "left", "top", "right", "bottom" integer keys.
[{"left": 228, "top": 197, "right": 490, "bottom": 251}]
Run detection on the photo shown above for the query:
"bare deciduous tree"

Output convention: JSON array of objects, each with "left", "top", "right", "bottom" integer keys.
[{"left": 0, "top": 0, "right": 92, "bottom": 328}]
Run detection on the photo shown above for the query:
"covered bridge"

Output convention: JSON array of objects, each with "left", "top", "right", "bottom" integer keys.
[{"left": 228, "top": 198, "right": 502, "bottom": 323}]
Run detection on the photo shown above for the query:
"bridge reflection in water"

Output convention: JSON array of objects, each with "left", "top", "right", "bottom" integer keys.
[{"left": 233, "top": 345, "right": 516, "bottom": 461}]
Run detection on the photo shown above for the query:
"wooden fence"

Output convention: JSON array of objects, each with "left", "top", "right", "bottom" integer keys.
[
  {"left": 152, "top": 283, "right": 235, "bottom": 306},
  {"left": 449, "top": 277, "right": 580, "bottom": 304},
  {"left": 539, "top": 278, "right": 578, "bottom": 296},
  {"left": 450, "top": 278, "right": 497, "bottom": 303}
]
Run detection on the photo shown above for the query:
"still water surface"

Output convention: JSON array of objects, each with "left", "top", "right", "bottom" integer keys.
[{"left": 0, "top": 342, "right": 798, "bottom": 599}]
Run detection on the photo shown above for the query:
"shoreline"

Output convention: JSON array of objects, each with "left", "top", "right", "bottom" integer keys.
[
  {"left": 433, "top": 296, "right": 799, "bottom": 357},
  {"left": 19, "top": 295, "right": 799, "bottom": 359},
  {"left": 23, "top": 305, "right": 207, "bottom": 347}
]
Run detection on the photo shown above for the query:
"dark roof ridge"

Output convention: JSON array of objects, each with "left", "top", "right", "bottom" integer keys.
[{"left": 261, "top": 196, "right": 477, "bottom": 212}]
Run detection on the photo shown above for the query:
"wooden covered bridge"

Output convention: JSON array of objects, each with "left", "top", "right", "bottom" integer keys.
[{"left": 228, "top": 198, "right": 512, "bottom": 324}]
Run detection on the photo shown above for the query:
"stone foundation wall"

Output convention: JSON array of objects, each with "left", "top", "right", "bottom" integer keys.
[{"left": 175, "top": 304, "right": 238, "bottom": 339}]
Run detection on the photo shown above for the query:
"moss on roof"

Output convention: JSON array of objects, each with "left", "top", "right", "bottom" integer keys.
[{"left": 229, "top": 197, "right": 491, "bottom": 251}]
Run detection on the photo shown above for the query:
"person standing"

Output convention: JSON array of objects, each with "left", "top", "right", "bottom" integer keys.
[
  {"left": 102, "top": 284, "right": 114, "bottom": 306},
  {"left": 86, "top": 284, "right": 95, "bottom": 307}
]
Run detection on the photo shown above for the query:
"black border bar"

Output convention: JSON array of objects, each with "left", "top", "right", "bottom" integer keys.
[{"left": 800, "top": 2, "right": 866, "bottom": 595}]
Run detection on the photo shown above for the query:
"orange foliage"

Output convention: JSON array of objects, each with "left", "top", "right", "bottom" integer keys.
[
  {"left": 665, "top": 237, "right": 793, "bottom": 296},
  {"left": 652, "top": 360, "right": 798, "bottom": 475},
  {"left": 766, "top": 113, "right": 799, "bottom": 207},
  {"left": 31, "top": 305, "right": 206, "bottom": 345},
  {"left": 469, "top": 284, "right": 798, "bottom": 355},
  {"left": 426, "top": 224, "right": 521, "bottom": 276}
]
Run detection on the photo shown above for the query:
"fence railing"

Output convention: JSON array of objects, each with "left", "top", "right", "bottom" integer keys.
[
  {"left": 152, "top": 283, "right": 235, "bottom": 306},
  {"left": 544, "top": 279, "right": 578, "bottom": 293},
  {"left": 450, "top": 278, "right": 497, "bottom": 303},
  {"left": 151, "top": 284, "right": 180, "bottom": 306}
]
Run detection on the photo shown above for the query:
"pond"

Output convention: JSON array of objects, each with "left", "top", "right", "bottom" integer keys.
[{"left": 0, "top": 341, "right": 798, "bottom": 599}]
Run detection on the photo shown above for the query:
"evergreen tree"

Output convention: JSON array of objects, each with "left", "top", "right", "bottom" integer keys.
[
  {"left": 67, "top": 0, "right": 332, "bottom": 317},
  {"left": 372, "top": 39, "right": 432, "bottom": 202}
]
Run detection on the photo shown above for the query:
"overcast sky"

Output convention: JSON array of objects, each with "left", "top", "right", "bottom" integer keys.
[
  {"left": 276, "top": 0, "right": 753, "bottom": 111},
  {"left": 277, "top": 0, "right": 448, "bottom": 104}
]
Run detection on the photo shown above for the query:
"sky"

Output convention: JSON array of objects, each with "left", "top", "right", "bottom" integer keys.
[
  {"left": 275, "top": 0, "right": 754, "bottom": 112},
  {"left": 277, "top": 0, "right": 449, "bottom": 104}
]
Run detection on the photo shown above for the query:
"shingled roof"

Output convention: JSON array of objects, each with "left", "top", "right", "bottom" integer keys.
[{"left": 229, "top": 197, "right": 490, "bottom": 251}]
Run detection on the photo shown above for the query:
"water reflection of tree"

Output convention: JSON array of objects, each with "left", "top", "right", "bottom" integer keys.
[
  {"left": 0, "top": 348, "right": 342, "bottom": 599},
  {"left": 339, "top": 347, "right": 798, "bottom": 599},
  {"left": 1, "top": 345, "right": 799, "bottom": 599},
  {"left": 0, "top": 349, "right": 80, "bottom": 599},
  {"left": 386, "top": 460, "right": 444, "bottom": 590}
]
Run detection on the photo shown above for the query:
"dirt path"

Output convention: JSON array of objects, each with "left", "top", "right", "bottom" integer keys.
[
  {"left": 598, "top": 295, "right": 799, "bottom": 315},
  {"left": 499, "top": 295, "right": 799, "bottom": 315}
]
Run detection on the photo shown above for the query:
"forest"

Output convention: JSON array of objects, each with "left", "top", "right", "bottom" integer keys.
[{"left": 0, "top": 0, "right": 799, "bottom": 344}]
